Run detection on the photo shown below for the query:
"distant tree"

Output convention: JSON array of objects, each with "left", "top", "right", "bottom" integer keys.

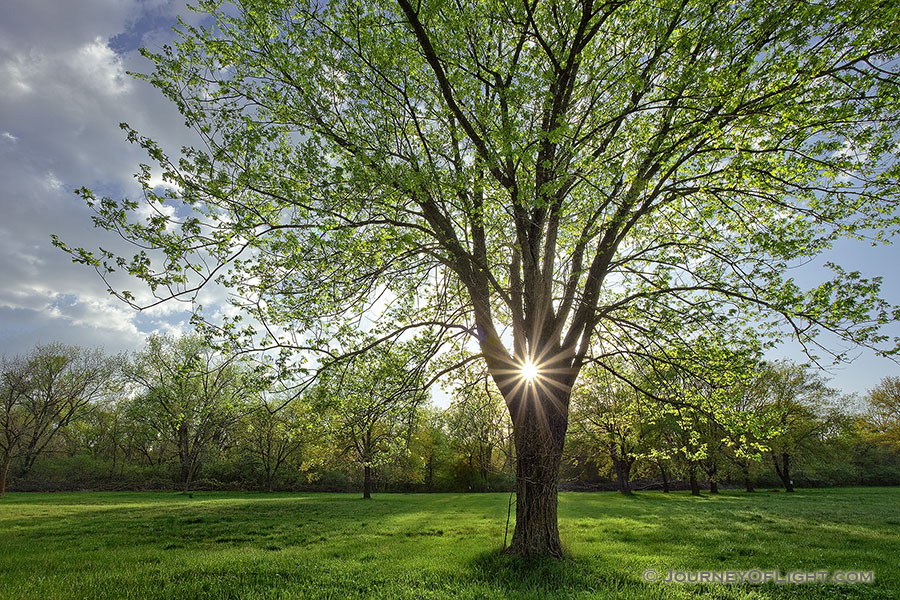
[
  {"left": 759, "top": 362, "right": 837, "bottom": 492},
  {"left": 0, "top": 356, "right": 30, "bottom": 496},
  {"left": 411, "top": 405, "right": 453, "bottom": 492},
  {"left": 570, "top": 364, "right": 649, "bottom": 494},
  {"left": 376, "top": 406, "right": 449, "bottom": 490},
  {"left": 641, "top": 417, "right": 675, "bottom": 493},
  {"left": 444, "top": 366, "right": 513, "bottom": 491},
  {"left": 313, "top": 339, "right": 428, "bottom": 499},
  {"left": 243, "top": 395, "right": 314, "bottom": 492},
  {"left": 718, "top": 369, "right": 781, "bottom": 493},
  {"left": 629, "top": 336, "right": 765, "bottom": 494},
  {"left": 846, "top": 413, "right": 900, "bottom": 486},
  {"left": 57, "top": 400, "right": 121, "bottom": 471},
  {"left": 866, "top": 377, "right": 900, "bottom": 451},
  {"left": 120, "top": 396, "right": 175, "bottom": 468},
  {"left": 93, "top": 400, "right": 137, "bottom": 477},
  {"left": 0, "top": 344, "right": 115, "bottom": 496},
  {"left": 695, "top": 412, "right": 727, "bottom": 494},
  {"left": 125, "top": 335, "right": 256, "bottom": 493},
  {"left": 668, "top": 405, "right": 706, "bottom": 496}
]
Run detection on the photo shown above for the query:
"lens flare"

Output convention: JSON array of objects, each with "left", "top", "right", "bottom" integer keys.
[{"left": 521, "top": 360, "right": 539, "bottom": 383}]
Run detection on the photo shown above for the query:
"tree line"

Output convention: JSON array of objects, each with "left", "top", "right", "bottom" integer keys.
[{"left": 3, "top": 336, "right": 898, "bottom": 497}]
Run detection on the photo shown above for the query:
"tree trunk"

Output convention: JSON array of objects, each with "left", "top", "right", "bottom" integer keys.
[
  {"left": 701, "top": 451, "right": 719, "bottom": 494},
  {"left": 611, "top": 452, "right": 632, "bottom": 495},
  {"left": 425, "top": 453, "right": 434, "bottom": 493},
  {"left": 504, "top": 383, "right": 568, "bottom": 558},
  {"left": 707, "top": 463, "right": 719, "bottom": 494},
  {"left": 615, "top": 462, "right": 632, "bottom": 495},
  {"left": 688, "top": 462, "right": 700, "bottom": 496},
  {"left": 180, "top": 460, "right": 191, "bottom": 492},
  {"left": 182, "top": 444, "right": 200, "bottom": 494},
  {"left": 179, "top": 425, "right": 191, "bottom": 493},
  {"left": 507, "top": 443, "right": 563, "bottom": 557},
  {"left": 363, "top": 465, "right": 373, "bottom": 499},
  {"left": 183, "top": 461, "right": 198, "bottom": 494},
  {"left": 742, "top": 464, "right": 754, "bottom": 493},
  {"left": 0, "top": 452, "right": 11, "bottom": 497},
  {"left": 773, "top": 452, "right": 794, "bottom": 492},
  {"left": 658, "top": 460, "right": 670, "bottom": 493}
]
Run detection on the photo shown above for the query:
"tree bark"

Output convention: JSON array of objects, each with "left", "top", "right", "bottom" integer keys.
[
  {"left": 615, "top": 461, "right": 632, "bottom": 495},
  {"left": 503, "top": 382, "right": 569, "bottom": 558},
  {"left": 363, "top": 464, "right": 373, "bottom": 499}
]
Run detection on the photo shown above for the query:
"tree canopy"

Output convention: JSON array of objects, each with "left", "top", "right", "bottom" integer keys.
[{"left": 56, "top": 0, "right": 900, "bottom": 556}]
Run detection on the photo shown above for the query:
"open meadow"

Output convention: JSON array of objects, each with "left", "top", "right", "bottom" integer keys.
[{"left": 0, "top": 487, "right": 897, "bottom": 599}]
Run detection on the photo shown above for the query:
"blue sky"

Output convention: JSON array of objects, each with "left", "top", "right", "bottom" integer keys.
[{"left": 0, "top": 0, "right": 897, "bottom": 403}]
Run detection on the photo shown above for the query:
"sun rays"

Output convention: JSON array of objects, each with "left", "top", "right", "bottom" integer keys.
[
  {"left": 491, "top": 345, "right": 576, "bottom": 419},
  {"left": 521, "top": 359, "right": 539, "bottom": 383}
]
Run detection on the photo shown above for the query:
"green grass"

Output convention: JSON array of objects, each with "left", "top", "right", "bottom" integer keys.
[{"left": 1, "top": 488, "right": 897, "bottom": 599}]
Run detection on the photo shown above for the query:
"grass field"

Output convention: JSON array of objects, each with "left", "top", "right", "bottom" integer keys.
[{"left": 1, "top": 488, "right": 897, "bottom": 599}]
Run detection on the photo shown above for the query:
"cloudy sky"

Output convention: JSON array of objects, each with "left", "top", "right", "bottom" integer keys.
[
  {"left": 1, "top": 1, "right": 207, "bottom": 354},
  {"left": 1, "top": 0, "right": 898, "bottom": 399}
]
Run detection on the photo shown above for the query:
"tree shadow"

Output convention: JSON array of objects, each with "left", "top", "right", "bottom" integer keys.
[{"left": 465, "top": 548, "right": 629, "bottom": 596}]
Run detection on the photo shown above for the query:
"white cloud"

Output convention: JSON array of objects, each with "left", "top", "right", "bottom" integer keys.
[
  {"left": 0, "top": 0, "right": 202, "bottom": 358},
  {"left": 71, "top": 37, "right": 133, "bottom": 97},
  {"left": 0, "top": 56, "right": 34, "bottom": 97}
]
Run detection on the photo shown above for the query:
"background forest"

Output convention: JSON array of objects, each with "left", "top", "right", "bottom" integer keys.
[{"left": 3, "top": 336, "right": 898, "bottom": 497}]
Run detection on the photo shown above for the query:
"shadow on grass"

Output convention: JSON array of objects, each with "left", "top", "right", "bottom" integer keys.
[{"left": 465, "top": 548, "right": 630, "bottom": 595}]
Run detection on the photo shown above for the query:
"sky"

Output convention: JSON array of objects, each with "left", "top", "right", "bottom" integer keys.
[{"left": 0, "top": 0, "right": 898, "bottom": 402}]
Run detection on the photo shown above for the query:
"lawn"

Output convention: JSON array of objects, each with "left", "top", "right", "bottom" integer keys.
[{"left": 0, "top": 488, "right": 897, "bottom": 599}]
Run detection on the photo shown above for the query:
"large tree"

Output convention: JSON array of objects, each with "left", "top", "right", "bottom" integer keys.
[{"left": 57, "top": 0, "right": 900, "bottom": 555}]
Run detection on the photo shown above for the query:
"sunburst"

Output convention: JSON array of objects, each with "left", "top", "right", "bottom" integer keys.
[{"left": 521, "top": 359, "right": 539, "bottom": 383}]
